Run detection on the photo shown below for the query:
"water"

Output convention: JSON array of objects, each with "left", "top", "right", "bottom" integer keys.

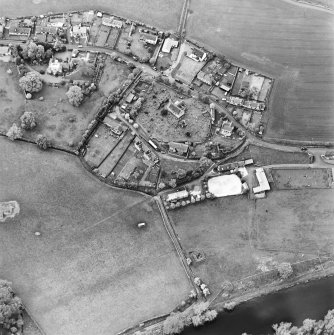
[{"left": 183, "top": 276, "right": 334, "bottom": 335}]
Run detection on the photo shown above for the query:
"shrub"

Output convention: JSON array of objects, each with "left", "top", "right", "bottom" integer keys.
[
  {"left": 6, "top": 124, "right": 22, "bottom": 141},
  {"left": 20, "top": 111, "right": 37, "bottom": 130},
  {"left": 277, "top": 262, "right": 293, "bottom": 279},
  {"left": 36, "top": 134, "right": 50, "bottom": 150}
]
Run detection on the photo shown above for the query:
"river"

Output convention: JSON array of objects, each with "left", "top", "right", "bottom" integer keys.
[{"left": 182, "top": 276, "right": 334, "bottom": 335}]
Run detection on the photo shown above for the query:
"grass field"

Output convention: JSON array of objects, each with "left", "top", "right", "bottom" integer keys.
[
  {"left": 170, "top": 188, "right": 334, "bottom": 295},
  {"left": 0, "top": 138, "right": 190, "bottom": 335},
  {"left": 0, "top": 0, "right": 182, "bottom": 30},
  {"left": 187, "top": 0, "right": 334, "bottom": 141}
]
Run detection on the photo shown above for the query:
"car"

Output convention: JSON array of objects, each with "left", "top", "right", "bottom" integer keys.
[
  {"left": 152, "top": 66, "right": 157, "bottom": 71},
  {"left": 77, "top": 45, "right": 83, "bottom": 48},
  {"left": 137, "top": 222, "right": 146, "bottom": 228},
  {"left": 300, "top": 146, "right": 308, "bottom": 151}
]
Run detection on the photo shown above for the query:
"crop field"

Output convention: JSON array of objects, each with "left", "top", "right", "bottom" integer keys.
[
  {"left": 23, "top": 86, "right": 104, "bottom": 149},
  {"left": 0, "top": 61, "right": 25, "bottom": 134},
  {"left": 270, "top": 167, "right": 333, "bottom": 189},
  {"left": 187, "top": 0, "right": 334, "bottom": 141},
  {"left": 170, "top": 187, "right": 334, "bottom": 295},
  {"left": 0, "top": 138, "right": 191, "bottom": 335},
  {"left": 99, "top": 56, "right": 131, "bottom": 96}
]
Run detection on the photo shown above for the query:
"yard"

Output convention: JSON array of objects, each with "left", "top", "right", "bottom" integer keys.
[
  {"left": 137, "top": 81, "right": 211, "bottom": 142},
  {"left": 170, "top": 187, "right": 334, "bottom": 295},
  {"left": 187, "top": 0, "right": 334, "bottom": 141},
  {"left": 270, "top": 167, "right": 333, "bottom": 189},
  {"left": 99, "top": 56, "right": 132, "bottom": 96},
  {"left": 22, "top": 85, "right": 105, "bottom": 150},
  {"left": 0, "top": 138, "right": 191, "bottom": 335}
]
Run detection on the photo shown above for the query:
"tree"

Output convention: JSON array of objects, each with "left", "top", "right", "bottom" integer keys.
[
  {"left": 277, "top": 262, "right": 293, "bottom": 279},
  {"left": 163, "top": 312, "right": 186, "bottom": 335},
  {"left": 66, "top": 85, "right": 84, "bottom": 107},
  {"left": 20, "top": 112, "right": 37, "bottom": 130},
  {"left": 36, "top": 44, "right": 45, "bottom": 61},
  {"left": 45, "top": 48, "right": 53, "bottom": 59},
  {"left": 0, "top": 280, "right": 22, "bottom": 328},
  {"left": 6, "top": 124, "right": 22, "bottom": 141},
  {"left": 19, "top": 72, "right": 43, "bottom": 93},
  {"left": 36, "top": 134, "right": 50, "bottom": 150}
]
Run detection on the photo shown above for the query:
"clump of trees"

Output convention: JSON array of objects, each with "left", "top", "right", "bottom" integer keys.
[
  {"left": 36, "top": 134, "right": 51, "bottom": 150},
  {"left": 277, "top": 262, "right": 293, "bottom": 280},
  {"left": 66, "top": 85, "right": 84, "bottom": 107},
  {"left": 6, "top": 123, "right": 22, "bottom": 141},
  {"left": 0, "top": 280, "right": 23, "bottom": 332},
  {"left": 272, "top": 309, "right": 334, "bottom": 335},
  {"left": 19, "top": 71, "right": 43, "bottom": 93},
  {"left": 162, "top": 302, "right": 218, "bottom": 335},
  {"left": 20, "top": 111, "right": 37, "bottom": 130}
]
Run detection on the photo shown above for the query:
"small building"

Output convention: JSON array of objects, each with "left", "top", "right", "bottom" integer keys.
[
  {"left": 169, "top": 142, "right": 189, "bottom": 156},
  {"left": 162, "top": 38, "right": 179, "bottom": 53},
  {"left": 253, "top": 168, "right": 270, "bottom": 194},
  {"left": 167, "top": 101, "right": 185, "bottom": 118},
  {"left": 197, "top": 71, "right": 212, "bottom": 85},
  {"left": 166, "top": 190, "right": 189, "bottom": 202},
  {"left": 207, "top": 174, "right": 243, "bottom": 198},
  {"left": 220, "top": 83, "right": 232, "bottom": 92},
  {"left": 102, "top": 16, "right": 113, "bottom": 27},
  {"left": 187, "top": 47, "right": 207, "bottom": 62},
  {"left": 221, "top": 121, "right": 234, "bottom": 137},
  {"left": 141, "top": 32, "right": 158, "bottom": 45},
  {"left": 47, "top": 58, "right": 63, "bottom": 75},
  {"left": 125, "top": 93, "right": 135, "bottom": 103},
  {"left": 8, "top": 20, "right": 31, "bottom": 37},
  {"left": 111, "top": 19, "right": 123, "bottom": 29},
  {"left": 244, "top": 159, "right": 254, "bottom": 166}
]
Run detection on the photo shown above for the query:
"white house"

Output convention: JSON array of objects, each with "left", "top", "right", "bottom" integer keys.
[{"left": 253, "top": 168, "right": 270, "bottom": 194}]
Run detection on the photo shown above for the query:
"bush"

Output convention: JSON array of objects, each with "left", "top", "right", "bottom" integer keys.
[
  {"left": 20, "top": 111, "right": 37, "bottom": 130},
  {"left": 6, "top": 124, "right": 22, "bottom": 141},
  {"left": 36, "top": 134, "right": 50, "bottom": 150},
  {"left": 277, "top": 262, "right": 293, "bottom": 279},
  {"left": 66, "top": 85, "right": 84, "bottom": 107}
]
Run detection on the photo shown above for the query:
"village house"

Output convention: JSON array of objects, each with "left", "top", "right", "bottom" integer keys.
[
  {"left": 166, "top": 189, "right": 189, "bottom": 202},
  {"left": 140, "top": 32, "right": 158, "bottom": 45},
  {"left": 82, "top": 10, "right": 95, "bottom": 24},
  {"left": 71, "top": 24, "right": 89, "bottom": 43},
  {"left": 187, "top": 47, "right": 207, "bottom": 62},
  {"left": 8, "top": 20, "right": 31, "bottom": 38},
  {"left": 102, "top": 16, "right": 123, "bottom": 29},
  {"left": 168, "top": 142, "right": 189, "bottom": 157},
  {"left": 197, "top": 71, "right": 213, "bottom": 85},
  {"left": 47, "top": 58, "right": 63, "bottom": 76},
  {"left": 221, "top": 121, "right": 234, "bottom": 137},
  {"left": 162, "top": 38, "right": 179, "bottom": 53}
]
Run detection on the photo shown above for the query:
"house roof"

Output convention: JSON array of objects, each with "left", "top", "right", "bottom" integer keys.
[
  {"left": 197, "top": 71, "right": 212, "bottom": 85},
  {"left": 141, "top": 33, "right": 158, "bottom": 42},
  {"left": 208, "top": 174, "right": 243, "bottom": 197},
  {"left": 253, "top": 168, "right": 270, "bottom": 194},
  {"left": 169, "top": 142, "right": 189, "bottom": 154},
  {"left": 166, "top": 190, "right": 189, "bottom": 202},
  {"left": 221, "top": 122, "right": 234, "bottom": 132},
  {"left": 9, "top": 26, "right": 31, "bottom": 35},
  {"left": 125, "top": 93, "right": 135, "bottom": 103}
]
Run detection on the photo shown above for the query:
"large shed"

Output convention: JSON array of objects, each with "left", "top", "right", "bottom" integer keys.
[{"left": 207, "top": 174, "right": 243, "bottom": 197}]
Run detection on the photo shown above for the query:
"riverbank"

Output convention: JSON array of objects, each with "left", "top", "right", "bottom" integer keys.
[{"left": 280, "top": 0, "right": 334, "bottom": 13}]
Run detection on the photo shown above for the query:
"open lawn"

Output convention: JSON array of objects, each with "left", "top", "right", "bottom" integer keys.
[
  {"left": 187, "top": 0, "right": 334, "bottom": 141},
  {"left": 0, "top": 138, "right": 191, "bottom": 335},
  {"left": 23, "top": 85, "right": 104, "bottom": 149},
  {"left": 0, "top": 61, "right": 25, "bottom": 134},
  {"left": 99, "top": 56, "right": 131, "bottom": 96},
  {"left": 170, "top": 188, "right": 334, "bottom": 295},
  {"left": 137, "top": 82, "right": 211, "bottom": 142}
]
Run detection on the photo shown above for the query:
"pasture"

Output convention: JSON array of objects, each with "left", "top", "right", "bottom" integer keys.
[
  {"left": 187, "top": 0, "right": 334, "bottom": 141},
  {"left": 170, "top": 188, "right": 334, "bottom": 295},
  {"left": 0, "top": 138, "right": 191, "bottom": 335},
  {"left": 0, "top": 0, "right": 182, "bottom": 30}
]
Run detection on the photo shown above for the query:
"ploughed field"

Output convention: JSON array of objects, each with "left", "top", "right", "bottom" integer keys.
[
  {"left": 0, "top": 0, "right": 181, "bottom": 30},
  {"left": 187, "top": 0, "right": 334, "bottom": 142},
  {"left": 0, "top": 138, "right": 191, "bottom": 335}
]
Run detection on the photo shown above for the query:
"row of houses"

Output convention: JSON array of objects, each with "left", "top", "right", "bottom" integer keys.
[{"left": 226, "top": 96, "right": 265, "bottom": 111}]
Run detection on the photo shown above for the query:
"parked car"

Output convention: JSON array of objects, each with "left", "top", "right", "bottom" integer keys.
[
  {"left": 71, "top": 49, "right": 79, "bottom": 58},
  {"left": 300, "top": 146, "right": 308, "bottom": 151}
]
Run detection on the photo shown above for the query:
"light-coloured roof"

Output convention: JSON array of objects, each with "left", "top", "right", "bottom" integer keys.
[
  {"left": 253, "top": 168, "right": 270, "bottom": 194},
  {"left": 207, "top": 174, "right": 243, "bottom": 197},
  {"left": 162, "top": 38, "right": 179, "bottom": 53},
  {"left": 166, "top": 190, "right": 189, "bottom": 202}
]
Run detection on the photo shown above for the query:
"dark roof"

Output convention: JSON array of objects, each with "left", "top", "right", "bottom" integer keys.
[
  {"left": 169, "top": 142, "right": 189, "bottom": 154},
  {"left": 191, "top": 47, "right": 205, "bottom": 59}
]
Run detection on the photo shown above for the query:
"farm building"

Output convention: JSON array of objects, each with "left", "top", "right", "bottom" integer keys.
[
  {"left": 166, "top": 190, "right": 189, "bottom": 202},
  {"left": 162, "top": 38, "right": 179, "bottom": 53},
  {"left": 253, "top": 168, "right": 270, "bottom": 194},
  {"left": 207, "top": 174, "right": 243, "bottom": 197}
]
